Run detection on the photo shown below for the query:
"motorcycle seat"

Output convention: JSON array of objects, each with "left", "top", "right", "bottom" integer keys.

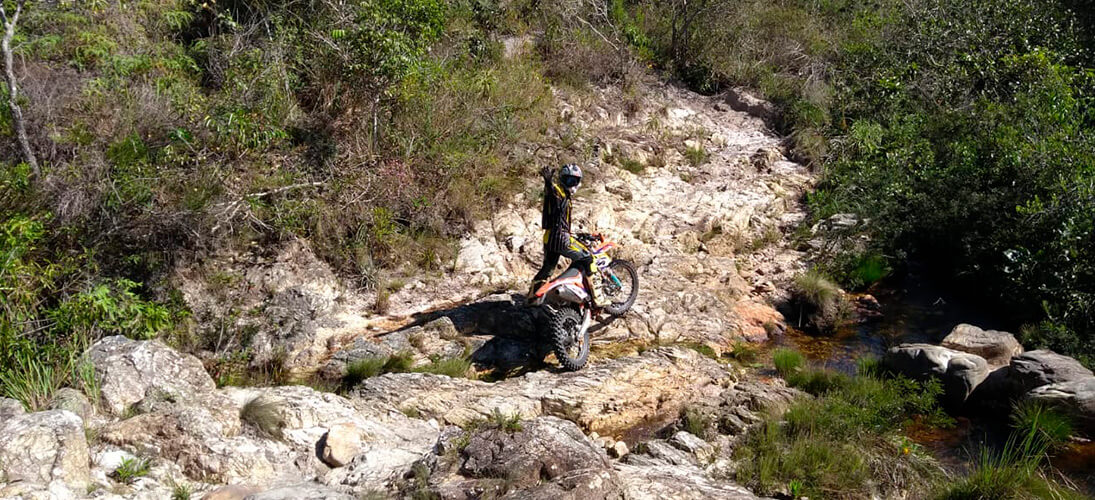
[{"left": 555, "top": 268, "right": 582, "bottom": 281}]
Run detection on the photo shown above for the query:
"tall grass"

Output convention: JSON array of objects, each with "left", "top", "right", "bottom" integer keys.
[
  {"left": 734, "top": 349, "right": 952, "bottom": 498},
  {"left": 939, "top": 425, "right": 1084, "bottom": 499}
]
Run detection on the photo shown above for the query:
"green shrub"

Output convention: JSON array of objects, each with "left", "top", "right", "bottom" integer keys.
[
  {"left": 0, "top": 353, "right": 68, "bottom": 411},
  {"left": 772, "top": 348, "right": 804, "bottom": 377},
  {"left": 685, "top": 145, "right": 708, "bottom": 167},
  {"left": 487, "top": 408, "right": 523, "bottom": 432},
  {"left": 791, "top": 270, "right": 853, "bottom": 333},
  {"left": 939, "top": 429, "right": 1085, "bottom": 500},
  {"left": 736, "top": 367, "right": 952, "bottom": 497},
  {"left": 112, "top": 457, "right": 151, "bottom": 484}
]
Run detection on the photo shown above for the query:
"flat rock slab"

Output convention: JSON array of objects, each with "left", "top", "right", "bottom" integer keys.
[
  {"left": 355, "top": 347, "right": 730, "bottom": 436},
  {"left": 615, "top": 463, "right": 765, "bottom": 499}
]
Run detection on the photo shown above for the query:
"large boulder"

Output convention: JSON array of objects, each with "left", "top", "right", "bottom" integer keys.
[
  {"left": 87, "top": 335, "right": 216, "bottom": 415},
  {"left": 0, "top": 410, "right": 90, "bottom": 489},
  {"left": 1009, "top": 350, "right": 1093, "bottom": 392},
  {"left": 409, "top": 417, "right": 624, "bottom": 499},
  {"left": 884, "top": 344, "right": 991, "bottom": 407},
  {"left": 1027, "top": 378, "right": 1095, "bottom": 436},
  {"left": 941, "top": 324, "right": 1023, "bottom": 366}
]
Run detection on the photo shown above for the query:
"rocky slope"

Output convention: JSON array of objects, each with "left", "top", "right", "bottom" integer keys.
[{"left": 1, "top": 78, "right": 813, "bottom": 499}]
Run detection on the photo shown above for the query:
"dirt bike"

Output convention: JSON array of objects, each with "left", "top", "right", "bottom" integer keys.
[{"left": 529, "top": 233, "right": 639, "bottom": 370}]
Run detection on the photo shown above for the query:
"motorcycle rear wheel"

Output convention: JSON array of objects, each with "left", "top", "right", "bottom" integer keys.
[{"left": 548, "top": 306, "right": 589, "bottom": 371}]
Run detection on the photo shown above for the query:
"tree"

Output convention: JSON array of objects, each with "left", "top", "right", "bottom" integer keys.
[{"left": 1, "top": 0, "right": 37, "bottom": 176}]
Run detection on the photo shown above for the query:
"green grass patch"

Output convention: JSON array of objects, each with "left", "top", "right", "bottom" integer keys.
[{"left": 772, "top": 348, "right": 804, "bottom": 377}]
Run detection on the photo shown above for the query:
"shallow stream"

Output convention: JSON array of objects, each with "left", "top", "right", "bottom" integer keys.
[{"left": 772, "top": 270, "right": 1095, "bottom": 496}]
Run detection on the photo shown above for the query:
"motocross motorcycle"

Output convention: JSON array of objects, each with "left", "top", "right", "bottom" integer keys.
[{"left": 529, "top": 233, "right": 639, "bottom": 370}]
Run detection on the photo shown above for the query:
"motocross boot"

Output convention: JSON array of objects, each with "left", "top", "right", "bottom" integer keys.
[{"left": 588, "top": 271, "right": 608, "bottom": 308}]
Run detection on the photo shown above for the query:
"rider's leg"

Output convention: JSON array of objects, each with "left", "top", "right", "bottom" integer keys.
[
  {"left": 560, "top": 238, "right": 607, "bottom": 307},
  {"left": 530, "top": 248, "right": 561, "bottom": 299}
]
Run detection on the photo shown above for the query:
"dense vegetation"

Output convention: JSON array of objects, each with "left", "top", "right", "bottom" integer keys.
[
  {"left": 614, "top": 0, "right": 1095, "bottom": 366},
  {"left": 0, "top": 0, "right": 631, "bottom": 406}
]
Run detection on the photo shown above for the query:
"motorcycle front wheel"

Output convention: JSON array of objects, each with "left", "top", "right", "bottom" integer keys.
[{"left": 602, "top": 259, "right": 638, "bottom": 316}]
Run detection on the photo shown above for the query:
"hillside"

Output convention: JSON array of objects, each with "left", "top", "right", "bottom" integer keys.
[{"left": 2, "top": 1, "right": 1094, "bottom": 499}]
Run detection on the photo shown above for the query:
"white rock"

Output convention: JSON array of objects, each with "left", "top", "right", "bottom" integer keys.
[
  {"left": 0, "top": 410, "right": 90, "bottom": 489},
  {"left": 87, "top": 335, "right": 215, "bottom": 415}
]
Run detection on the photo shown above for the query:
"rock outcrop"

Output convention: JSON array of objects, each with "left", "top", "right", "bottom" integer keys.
[
  {"left": 0, "top": 410, "right": 90, "bottom": 490},
  {"left": 941, "top": 323, "right": 1023, "bottom": 366},
  {"left": 406, "top": 417, "right": 624, "bottom": 500},
  {"left": 356, "top": 346, "right": 730, "bottom": 436},
  {"left": 87, "top": 335, "right": 216, "bottom": 416}
]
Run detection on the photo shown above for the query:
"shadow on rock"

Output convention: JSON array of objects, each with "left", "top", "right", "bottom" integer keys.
[{"left": 406, "top": 292, "right": 553, "bottom": 377}]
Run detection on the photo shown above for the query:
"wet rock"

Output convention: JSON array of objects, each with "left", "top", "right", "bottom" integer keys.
[
  {"left": 884, "top": 344, "right": 990, "bottom": 407},
  {"left": 50, "top": 387, "right": 93, "bottom": 420},
  {"left": 1009, "top": 350, "right": 1093, "bottom": 392},
  {"left": 0, "top": 410, "right": 90, "bottom": 489},
  {"left": 669, "top": 431, "right": 715, "bottom": 463},
  {"left": 246, "top": 482, "right": 355, "bottom": 500},
  {"left": 87, "top": 335, "right": 215, "bottom": 416},
  {"left": 941, "top": 324, "right": 1023, "bottom": 366},
  {"left": 1027, "top": 378, "right": 1095, "bottom": 436},
  {"left": 615, "top": 463, "right": 764, "bottom": 499}
]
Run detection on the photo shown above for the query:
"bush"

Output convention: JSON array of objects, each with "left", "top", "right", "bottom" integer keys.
[
  {"left": 413, "top": 356, "right": 473, "bottom": 378},
  {"left": 617, "top": 0, "right": 1095, "bottom": 366},
  {"left": 1010, "top": 400, "right": 1074, "bottom": 451}
]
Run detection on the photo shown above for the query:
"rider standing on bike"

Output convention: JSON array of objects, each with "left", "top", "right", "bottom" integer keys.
[{"left": 529, "top": 163, "right": 608, "bottom": 308}]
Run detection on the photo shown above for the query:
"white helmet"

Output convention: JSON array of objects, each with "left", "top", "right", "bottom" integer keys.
[{"left": 559, "top": 163, "right": 582, "bottom": 196}]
